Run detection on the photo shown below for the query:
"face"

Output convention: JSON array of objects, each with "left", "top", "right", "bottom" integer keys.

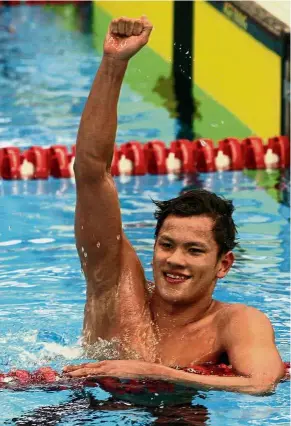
[{"left": 152, "top": 215, "right": 234, "bottom": 305}]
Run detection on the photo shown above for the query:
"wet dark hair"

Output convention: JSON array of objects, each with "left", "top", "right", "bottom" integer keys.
[{"left": 153, "top": 189, "right": 238, "bottom": 257}]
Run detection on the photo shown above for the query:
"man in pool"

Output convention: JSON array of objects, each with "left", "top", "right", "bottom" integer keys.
[{"left": 64, "top": 16, "right": 285, "bottom": 394}]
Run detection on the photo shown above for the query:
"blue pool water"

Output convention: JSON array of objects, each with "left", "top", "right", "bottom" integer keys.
[{"left": 0, "top": 5, "right": 290, "bottom": 426}]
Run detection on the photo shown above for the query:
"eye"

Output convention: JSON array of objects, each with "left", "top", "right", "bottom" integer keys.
[
  {"left": 188, "top": 248, "right": 203, "bottom": 255},
  {"left": 159, "top": 241, "right": 172, "bottom": 249}
]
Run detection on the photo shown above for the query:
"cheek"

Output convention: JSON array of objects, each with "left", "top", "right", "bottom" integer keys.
[
  {"left": 191, "top": 256, "right": 217, "bottom": 273},
  {"left": 152, "top": 252, "right": 161, "bottom": 272},
  {"left": 153, "top": 249, "right": 165, "bottom": 264}
]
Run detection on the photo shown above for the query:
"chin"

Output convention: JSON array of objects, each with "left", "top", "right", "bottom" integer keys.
[{"left": 155, "top": 282, "right": 193, "bottom": 306}]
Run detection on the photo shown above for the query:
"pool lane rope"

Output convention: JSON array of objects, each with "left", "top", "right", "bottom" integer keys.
[
  {"left": 0, "top": 362, "right": 289, "bottom": 393},
  {"left": 0, "top": 136, "right": 289, "bottom": 180}
]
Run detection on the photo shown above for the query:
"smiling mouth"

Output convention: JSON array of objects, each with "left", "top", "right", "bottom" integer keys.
[{"left": 163, "top": 272, "right": 191, "bottom": 284}]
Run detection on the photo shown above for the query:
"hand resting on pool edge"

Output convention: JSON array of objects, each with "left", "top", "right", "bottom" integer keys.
[{"left": 71, "top": 16, "right": 285, "bottom": 396}]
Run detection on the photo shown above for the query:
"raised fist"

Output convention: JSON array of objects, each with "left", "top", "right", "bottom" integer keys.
[{"left": 104, "top": 16, "right": 153, "bottom": 61}]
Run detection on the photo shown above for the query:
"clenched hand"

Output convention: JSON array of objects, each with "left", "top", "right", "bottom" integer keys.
[{"left": 103, "top": 16, "right": 153, "bottom": 61}]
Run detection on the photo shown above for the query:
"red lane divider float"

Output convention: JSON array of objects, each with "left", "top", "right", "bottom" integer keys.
[
  {"left": 241, "top": 137, "right": 265, "bottom": 170},
  {"left": 48, "top": 145, "right": 73, "bottom": 179},
  {"left": 0, "top": 147, "right": 22, "bottom": 180},
  {"left": 0, "top": 136, "right": 289, "bottom": 179},
  {"left": 144, "top": 140, "right": 168, "bottom": 175},
  {"left": 23, "top": 146, "right": 49, "bottom": 180},
  {"left": 169, "top": 139, "right": 196, "bottom": 173},
  {"left": 217, "top": 138, "right": 244, "bottom": 171},
  {"left": 267, "top": 136, "right": 290, "bottom": 168},
  {"left": 194, "top": 139, "right": 216, "bottom": 173},
  {"left": 119, "top": 141, "right": 147, "bottom": 175}
]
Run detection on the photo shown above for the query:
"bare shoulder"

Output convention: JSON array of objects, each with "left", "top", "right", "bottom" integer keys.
[
  {"left": 226, "top": 303, "right": 271, "bottom": 322},
  {"left": 216, "top": 302, "right": 275, "bottom": 339}
]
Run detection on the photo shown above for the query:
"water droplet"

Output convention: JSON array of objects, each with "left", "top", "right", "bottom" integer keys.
[
  {"left": 81, "top": 226, "right": 84, "bottom": 230},
  {"left": 81, "top": 246, "right": 84, "bottom": 252},
  {"left": 96, "top": 242, "right": 100, "bottom": 248},
  {"left": 200, "top": 140, "right": 207, "bottom": 147},
  {"left": 116, "top": 235, "right": 121, "bottom": 240},
  {"left": 84, "top": 252, "right": 88, "bottom": 258}
]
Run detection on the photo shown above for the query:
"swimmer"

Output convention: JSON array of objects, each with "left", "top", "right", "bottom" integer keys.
[{"left": 64, "top": 16, "right": 285, "bottom": 394}]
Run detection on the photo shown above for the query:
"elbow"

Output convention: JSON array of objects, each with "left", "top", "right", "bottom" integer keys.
[
  {"left": 249, "top": 371, "right": 284, "bottom": 395},
  {"left": 74, "top": 154, "right": 107, "bottom": 183},
  {"left": 250, "top": 382, "right": 276, "bottom": 395}
]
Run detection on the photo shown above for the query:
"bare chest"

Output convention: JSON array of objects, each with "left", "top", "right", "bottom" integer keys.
[
  {"left": 86, "top": 282, "right": 226, "bottom": 366},
  {"left": 115, "top": 310, "right": 225, "bottom": 367},
  {"left": 154, "top": 325, "right": 224, "bottom": 367}
]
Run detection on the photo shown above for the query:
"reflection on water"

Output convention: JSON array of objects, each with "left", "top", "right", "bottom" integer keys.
[
  {"left": 0, "top": 178, "right": 76, "bottom": 197},
  {"left": 10, "top": 393, "right": 209, "bottom": 426},
  {"left": 0, "top": 169, "right": 289, "bottom": 207},
  {"left": 244, "top": 168, "right": 290, "bottom": 209}
]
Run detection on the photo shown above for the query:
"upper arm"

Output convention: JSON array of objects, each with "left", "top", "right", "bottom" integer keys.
[
  {"left": 222, "top": 306, "right": 285, "bottom": 385},
  {"left": 75, "top": 169, "right": 139, "bottom": 294}
]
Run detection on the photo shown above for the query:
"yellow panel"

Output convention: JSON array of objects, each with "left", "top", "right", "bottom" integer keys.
[
  {"left": 194, "top": 1, "right": 281, "bottom": 138},
  {"left": 95, "top": 1, "right": 173, "bottom": 63}
]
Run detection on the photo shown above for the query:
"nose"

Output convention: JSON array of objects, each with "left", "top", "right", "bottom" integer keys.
[{"left": 166, "top": 248, "right": 186, "bottom": 268}]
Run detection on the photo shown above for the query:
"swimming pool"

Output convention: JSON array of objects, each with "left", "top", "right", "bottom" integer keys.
[{"left": 0, "top": 4, "right": 290, "bottom": 426}]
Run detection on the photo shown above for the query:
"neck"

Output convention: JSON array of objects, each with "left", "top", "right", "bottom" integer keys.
[{"left": 150, "top": 291, "right": 216, "bottom": 332}]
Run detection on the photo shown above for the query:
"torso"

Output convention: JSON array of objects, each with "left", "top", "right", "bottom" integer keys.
[
  {"left": 152, "top": 307, "right": 230, "bottom": 367},
  {"left": 84, "top": 280, "right": 232, "bottom": 367}
]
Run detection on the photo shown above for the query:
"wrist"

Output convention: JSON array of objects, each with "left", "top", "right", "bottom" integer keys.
[{"left": 102, "top": 54, "right": 129, "bottom": 71}]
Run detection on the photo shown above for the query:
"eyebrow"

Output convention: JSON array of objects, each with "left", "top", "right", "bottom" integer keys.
[{"left": 159, "top": 235, "right": 208, "bottom": 250}]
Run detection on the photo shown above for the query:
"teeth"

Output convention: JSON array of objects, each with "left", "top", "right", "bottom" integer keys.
[{"left": 166, "top": 273, "right": 188, "bottom": 279}]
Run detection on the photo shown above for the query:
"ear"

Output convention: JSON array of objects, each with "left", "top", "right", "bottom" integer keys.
[{"left": 216, "top": 251, "right": 234, "bottom": 279}]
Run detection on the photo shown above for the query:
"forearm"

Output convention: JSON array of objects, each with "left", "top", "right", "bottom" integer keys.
[
  {"left": 142, "top": 364, "right": 276, "bottom": 395},
  {"left": 64, "top": 359, "right": 282, "bottom": 395},
  {"left": 75, "top": 56, "right": 128, "bottom": 174}
]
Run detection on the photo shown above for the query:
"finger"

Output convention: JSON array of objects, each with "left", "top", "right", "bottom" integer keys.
[
  {"left": 63, "top": 363, "right": 88, "bottom": 372},
  {"left": 110, "top": 19, "right": 118, "bottom": 35},
  {"left": 133, "top": 20, "right": 143, "bottom": 36},
  {"left": 63, "top": 362, "right": 100, "bottom": 372},
  {"left": 140, "top": 15, "right": 153, "bottom": 39},
  {"left": 66, "top": 368, "right": 99, "bottom": 378},
  {"left": 117, "top": 17, "right": 126, "bottom": 36},
  {"left": 66, "top": 368, "right": 89, "bottom": 377},
  {"left": 125, "top": 19, "right": 134, "bottom": 37}
]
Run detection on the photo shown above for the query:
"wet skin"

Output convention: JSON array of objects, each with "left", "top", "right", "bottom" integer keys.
[
  {"left": 83, "top": 215, "right": 234, "bottom": 367},
  {"left": 68, "top": 16, "right": 285, "bottom": 394}
]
